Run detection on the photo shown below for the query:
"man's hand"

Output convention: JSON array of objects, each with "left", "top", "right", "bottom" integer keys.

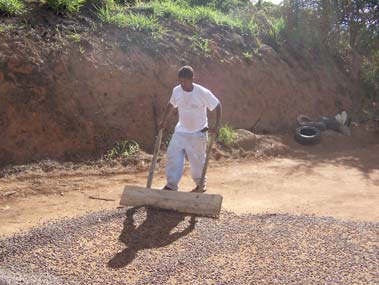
[
  {"left": 158, "top": 120, "right": 167, "bottom": 130},
  {"left": 211, "top": 103, "right": 222, "bottom": 137},
  {"left": 159, "top": 103, "right": 175, "bottom": 130}
]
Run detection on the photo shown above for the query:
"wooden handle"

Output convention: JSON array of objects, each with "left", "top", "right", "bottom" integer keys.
[
  {"left": 199, "top": 132, "right": 216, "bottom": 188},
  {"left": 146, "top": 129, "right": 163, "bottom": 188}
]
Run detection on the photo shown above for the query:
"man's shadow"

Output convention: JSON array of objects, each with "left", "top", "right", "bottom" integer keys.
[{"left": 108, "top": 206, "right": 197, "bottom": 268}]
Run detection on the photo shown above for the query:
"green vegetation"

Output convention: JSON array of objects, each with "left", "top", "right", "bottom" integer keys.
[
  {"left": 217, "top": 124, "right": 237, "bottom": 146},
  {"left": 267, "top": 17, "right": 285, "bottom": 45},
  {"left": 187, "top": 0, "right": 249, "bottom": 13},
  {"left": 79, "top": 45, "right": 85, "bottom": 54},
  {"left": 189, "top": 34, "right": 210, "bottom": 54},
  {"left": 68, "top": 31, "right": 81, "bottom": 42},
  {"left": 0, "top": 0, "right": 24, "bottom": 16},
  {"left": 243, "top": 50, "right": 253, "bottom": 59},
  {"left": 105, "top": 140, "right": 140, "bottom": 160},
  {"left": 45, "top": 0, "right": 85, "bottom": 13},
  {"left": 139, "top": 0, "right": 257, "bottom": 35},
  {"left": 0, "top": 23, "right": 16, "bottom": 32},
  {"left": 362, "top": 50, "right": 379, "bottom": 100},
  {"left": 281, "top": 0, "right": 379, "bottom": 101},
  {"left": 98, "top": 0, "right": 163, "bottom": 34},
  {"left": 1, "top": 0, "right": 378, "bottom": 105}
]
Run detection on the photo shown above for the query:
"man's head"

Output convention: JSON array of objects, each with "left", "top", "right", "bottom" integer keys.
[{"left": 178, "top": 66, "right": 194, "bottom": 92}]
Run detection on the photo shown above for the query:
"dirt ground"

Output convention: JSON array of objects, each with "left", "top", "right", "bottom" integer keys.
[{"left": 1, "top": 127, "right": 378, "bottom": 237}]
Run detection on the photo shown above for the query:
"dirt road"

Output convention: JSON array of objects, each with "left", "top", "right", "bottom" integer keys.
[{"left": 1, "top": 131, "right": 378, "bottom": 237}]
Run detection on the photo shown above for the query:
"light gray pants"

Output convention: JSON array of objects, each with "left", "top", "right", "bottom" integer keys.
[{"left": 165, "top": 131, "right": 207, "bottom": 191}]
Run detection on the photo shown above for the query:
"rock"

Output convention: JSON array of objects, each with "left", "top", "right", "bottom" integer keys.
[
  {"left": 233, "top": 129, "right": 256, "bottom": 151},
  {"left": 0, "top": 71, "right": 4, "bottom": 82},
  {"left": 2, "top": 191, "right": 16, "bottom": 197}
]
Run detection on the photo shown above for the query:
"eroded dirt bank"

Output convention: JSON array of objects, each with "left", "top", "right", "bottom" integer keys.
[{"left": 0, "top": 10, "right": 359, "bottom": 166}]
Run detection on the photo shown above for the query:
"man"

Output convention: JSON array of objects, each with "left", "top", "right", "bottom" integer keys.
[{"left": 159, "top": 66, "right": 222, "bottom": 193}]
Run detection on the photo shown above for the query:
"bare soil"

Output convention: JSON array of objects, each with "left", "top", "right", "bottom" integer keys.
[
  {"left": 1, "top": 127, "right": 378, "bottom": 237},
  {"left": 0, "top": 5, "right": 362, "bottom": 166}
]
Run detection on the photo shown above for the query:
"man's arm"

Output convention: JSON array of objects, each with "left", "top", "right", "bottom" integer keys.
[
  {"left": 211, "top": 102, "right": 222, "bottom": 134},
  {"left": 159, "top": 102, "right": 175, "bottom": 130}
]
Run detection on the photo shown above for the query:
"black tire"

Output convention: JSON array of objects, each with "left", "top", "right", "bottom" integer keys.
[
  {"left": 296, "top": 114, "right": 312, "bottom": 124},
  {"left": 320, "top": 116, "right": 340, "bottom": 131},
  {"left": 295, "top": 126, "right": 321, "bottom": 145},
  {"left": 298, "top": 121, "right": 327, "bottom": 131}
]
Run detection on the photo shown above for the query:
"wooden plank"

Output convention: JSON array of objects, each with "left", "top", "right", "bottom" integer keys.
[{"left": 120, "top": 185, "right": 223, "bottom": 217}]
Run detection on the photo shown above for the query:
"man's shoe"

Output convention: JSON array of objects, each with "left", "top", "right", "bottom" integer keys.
[{"left": 191, "top": 185, "right": 207, "bottom": 193}]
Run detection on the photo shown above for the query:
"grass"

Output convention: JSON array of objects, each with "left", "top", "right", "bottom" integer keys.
[
  {"left": 98, "top": 0, "right": 163, "bottom": 34},
  {"left": 267, "top": 17, "right": 285, "bottom": 44},
  {"left": 104, "top": 140, "right": 140, "bottom": 160},
  {"left": 68, "top": 31, "right": 81, "bottom": 42},
  {"left": 0, "top": 23, "right": 16, "bottom": 32},
  {"left": 0, "top": 0, "right": 24, "bottom": 16},
  {"left": 79, "top": 45, "right": 85, "bottom": 54},
  {"left": 243, "top": 50, "right": 253, "bottom": 59},
  {"left": 140, "top": 0, "right": 258, "bottom": 35},
  {"left": 189, "top": 34, "right": 210, "bottom": 54},
  {"left": 45, "top": 0, "right": 86, "bottom": 14},
  {"left": 217, "top": 124, "right": 237, "bottom": 145}
]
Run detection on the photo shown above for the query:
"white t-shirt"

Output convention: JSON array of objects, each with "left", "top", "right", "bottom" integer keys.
[{"left": 169, "top": 83, "right": 220, "bottom": 133}]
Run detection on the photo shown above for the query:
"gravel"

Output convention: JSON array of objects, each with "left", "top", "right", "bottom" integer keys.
[{"left": 0, "top": 208, "right": 378, "bottom": 285}]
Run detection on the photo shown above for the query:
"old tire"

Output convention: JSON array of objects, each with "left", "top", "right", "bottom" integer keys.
[
  {"left": 295, "top": 126, "right": 321, "bottom": 145},
  {"left": 320, "top": 116, "right": 340, "bottom": 131},
  {"left": 296, "top": 114, "right": 312, "bottom": 124},
  {"left": 298, "top": 121, "right": 327, "bottom": 131}
]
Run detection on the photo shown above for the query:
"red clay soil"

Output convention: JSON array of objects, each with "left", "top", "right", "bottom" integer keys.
[{"left": 0, "top": 10, "right": 362, "bottom": 166}]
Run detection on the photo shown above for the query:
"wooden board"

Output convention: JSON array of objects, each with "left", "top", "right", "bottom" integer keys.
[{"left": 120, "top": 185, "right": 223, "bottom": 217}]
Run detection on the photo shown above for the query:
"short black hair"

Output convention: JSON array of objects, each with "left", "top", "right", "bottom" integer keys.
[{"left": 178, "top": 66, "right": 194, "bottom": 79}]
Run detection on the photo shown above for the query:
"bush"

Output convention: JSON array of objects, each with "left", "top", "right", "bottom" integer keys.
[
  {"left": 46, "top": 0, "right": 86, "bottom": 13},
  {"left": 104, "top": 140, "right": 140, "bottom": 160},
  {"left": 217, "top": 124, "right": 237, "bottom": 145},
  {"left": 0, "top": 0, "right": 24, "bottom": 16}
]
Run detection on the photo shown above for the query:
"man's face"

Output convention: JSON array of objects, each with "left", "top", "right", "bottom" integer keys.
[{"left": 179, "top": 77, "right": 193, "bottom": 92}]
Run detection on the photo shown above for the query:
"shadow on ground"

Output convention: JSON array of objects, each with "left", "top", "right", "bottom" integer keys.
[
  {"left": 282, "top": 130, "right": 379, "bottom": 184},
  {"left": 108, "top": 206, "right": 197, "bottom": 268}
]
